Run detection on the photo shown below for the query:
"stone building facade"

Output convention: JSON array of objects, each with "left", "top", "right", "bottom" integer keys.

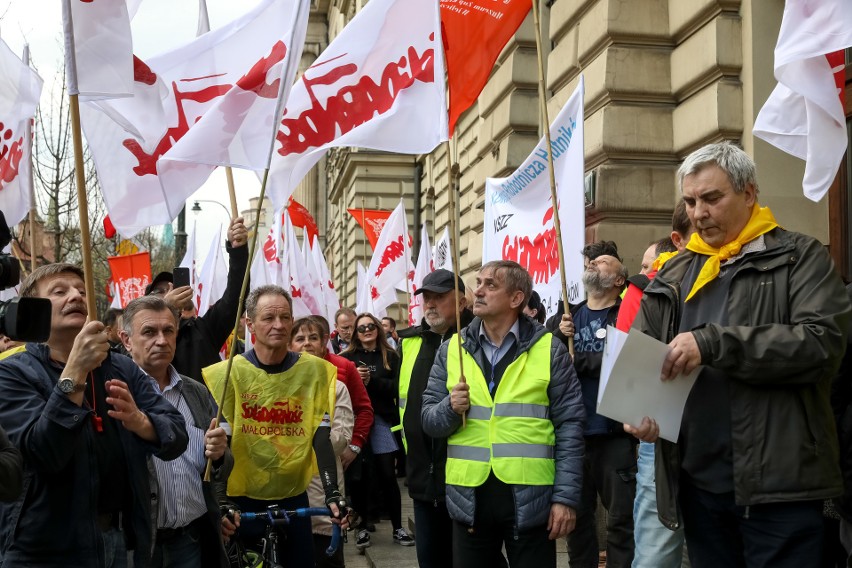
[{"left": 282, "top": 0, "right": 852, "bottom": 315}]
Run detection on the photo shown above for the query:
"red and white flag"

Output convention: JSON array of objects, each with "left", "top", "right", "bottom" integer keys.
[
  {"left": 441, "top": 0, "right": 531, "bottom": 135},
  {"left": 409, "top": 223, "right": 433, "bottom": 325},
  {"left": 433, "top": 226, "right": 453, "bottom": 271},
  {"left": 365, "top": 200, "right": 412, "bottom": 313},
  {"left": 107, "top": 252, "right": 152, "bottom": 308},
  {"left": 753, "top": 0, "right": 852, "bottom": 202},
  {"left": 309, "top": 235, "right": 340, "bottom": 324},
  {"left": 288, "top": 198, "right": 319, "bottom": 243},
  {"left": 266, "top": 0, "right": 447, "bottom": 211},
  {"left": 197, "top": 225, "right": 228, "bottom": 317},
  {"left": 81, "top": 0, "right": 310, "bottom": 237},
  {"left": 283, "top": 211, "right": 321, "bottom": 317},
  {"left": 348, "top": 208, "right": 392, "bottom": 250},
  {"left": 62, "top": 0, "right": 133, "bottom": 99},
  {"left": 0, "top": 40, "right": 42, "bottom": 225}
]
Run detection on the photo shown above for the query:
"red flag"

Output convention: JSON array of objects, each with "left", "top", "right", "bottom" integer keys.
[
  {"left": 442, "top": 0, "right": 531, "bottom": 136},
  {"left": 347, "top": 209, "right": 392, "bottom": 250},
  {"left": 107, "top": 252, "right": 152, "bottom": 308},
  {"left": 287, "top": 199, "right": 318, "bottom": 242},
  {"left": 103, "top": 215, "right": 116, "bottom": 239}
]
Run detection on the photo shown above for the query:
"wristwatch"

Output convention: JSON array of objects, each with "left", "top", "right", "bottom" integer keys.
[
  {"left": 348, "top": 444, "right": 361, "bottom": 455},
  {"left": 58, "top": 377, "right": 86, "bottom": 394}
]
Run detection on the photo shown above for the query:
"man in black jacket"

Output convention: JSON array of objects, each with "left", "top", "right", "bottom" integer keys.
[
  {"left": 0, "top": 425, "right": 21, "bottom": 502},
  {"left": 397, "top": 269, "right": 473, "bottom": 568},
  {"left": 548, "top": 241, "right": 635, "bottom": 568},
  {"left": 147, "top": 216, "right": 249, "bottom": 383}
]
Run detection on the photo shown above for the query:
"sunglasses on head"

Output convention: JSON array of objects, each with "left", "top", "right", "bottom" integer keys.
[{"left": 357, "top": 323, "right": 378, "bottom": 333}]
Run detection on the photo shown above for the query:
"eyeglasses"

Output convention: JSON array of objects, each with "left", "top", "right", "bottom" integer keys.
[{"left": 357, "top": 323, "right": 378, "bottom": 333}]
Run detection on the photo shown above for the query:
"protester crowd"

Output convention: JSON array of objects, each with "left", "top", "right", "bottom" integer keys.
[{"left": 0, "top": 142, "right": 851, "bottom": 568}]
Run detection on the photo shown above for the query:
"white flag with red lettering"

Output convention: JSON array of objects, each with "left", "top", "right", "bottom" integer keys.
[
  {"left": 81, "top": 0, "right": 310, "bottom": 237},
  {"left": 62, "top": 0, "right": 133, "bottom": 99},
  {"left": 266, "top": 0, "right": 447, "bottom": 210},
  {"left": 309, "top": 235, "right": 340, "bottom": 324},
  {"left": 0, "top": 40, "right": 43, "bottom": 225},
  {"left": 753, "top": 0, "right": 852, "bottom": 202},
  {"left": 283, "top": 211, "right": 320, "bottom": 317},
  {"left": 365, "top": 200, "right": 411, "bottom": 312},
  {"left": 409, "top": 223, "right": 433, "bottom": 325}
]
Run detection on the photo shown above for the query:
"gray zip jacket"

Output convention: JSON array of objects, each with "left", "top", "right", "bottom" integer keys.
[{"left": 421, "top": 315, "right": 586, "bottom": 530}]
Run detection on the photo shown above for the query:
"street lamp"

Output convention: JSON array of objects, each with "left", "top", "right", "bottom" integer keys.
[{"left": 191, "top": 200, "right": 232, "bottom": 219}]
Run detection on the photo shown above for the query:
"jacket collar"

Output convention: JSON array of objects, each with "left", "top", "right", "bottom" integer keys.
[{"left": 461, "top": 314, "right": 546, "bottom": 357}]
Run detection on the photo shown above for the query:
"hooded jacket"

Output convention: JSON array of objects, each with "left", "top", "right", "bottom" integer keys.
[
  {"left": 421, "top": 315, "right": 586, "bottom": 531},
  {"left": 398, "top": 307, "right": 474, "bottom": 503},
  {"left": 0, "top": 346, "right": 188, "bottom": 567},
  {"left": 633, "top": 228, "right": 850, "bottom": 529}
]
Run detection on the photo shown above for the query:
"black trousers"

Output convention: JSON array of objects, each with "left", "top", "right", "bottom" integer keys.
[
  {"left": 680, "top": 476, "right": 824, "bottom": 568},
  {"left": 566, "top": 435, "right": 636, "bottom": 568},
  {"left": 412, "top": 499, "right": 453, "bottom": 568},
  {"left": 453, "top": 473, "right": 553, "bottom": 568}
]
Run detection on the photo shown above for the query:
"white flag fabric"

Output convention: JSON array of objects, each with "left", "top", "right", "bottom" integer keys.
[
  {"left": 197, "top": 225, "right": 228, "bottom": 317},
  {"left": 81, "top": 0, "right": 310, "bottom": 237},
  {"left": 62, "top": 0, "right": 133, "bottom": 99},
  {"left": 356, "top": 262, "right": 391, "bottom": 319},
  {"left": 432, "top": 227, "right": 453, "bottom": 271},
  {"left": 753, "top": 0, "right": 852, "bottom": 202},
  {"left": 283, "top": 212, "right": 320, "bottom": 317},
  {"left": 409, "top": 223, "right": 433, "bottom": 325},
  {"left": 309, "top": 235, "right": 341, "bottom": 325},
  {"left": 0, "top": 40, "right": 42, "bottom": 225},
  {"left": 179, "top": 221, "right": 201, "bottom": 309},
  {"left": 483, "top": 76, "right": 586, "bottom": 318},
  {"left": 363, "top": 200, "right": 411, "bottom": 316},
  {"left": 265, "top": 0, "right": 448, "bottom": 210},
  {"left": 159, "top": 0, "right": 310, "bottom": 193}
]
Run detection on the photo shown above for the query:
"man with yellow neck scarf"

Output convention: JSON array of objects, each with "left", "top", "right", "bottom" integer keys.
[{"left": 627, "top": 142, "right": 850, "bottom": 568}]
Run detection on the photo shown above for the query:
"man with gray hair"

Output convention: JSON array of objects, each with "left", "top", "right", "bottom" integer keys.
[
  {"left": 120, "top": 295, "right": 233, "bottom": 568},
  {"left": 550, "top": 241, "right": 635, "bottom": 568},
  {"left": 628, "top": 142, "right": 850, "bottom": 566},
  {"left": 422, "top": 260, "right": 585, "bottom": 568}
]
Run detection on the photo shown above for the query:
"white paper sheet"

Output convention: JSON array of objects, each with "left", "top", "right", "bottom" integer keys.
[{"left": 597, "top": 326, "right": 700, "bottom": 442}]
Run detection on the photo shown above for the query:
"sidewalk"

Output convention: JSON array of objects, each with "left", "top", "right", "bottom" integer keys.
[{"left": 339, "top": 479, "right": 573, "bottom": 568}]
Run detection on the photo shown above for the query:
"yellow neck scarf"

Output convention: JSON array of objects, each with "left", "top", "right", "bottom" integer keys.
[
  {"left": 684, "top": 204, "right": 778, "bottom": 302},
  {"left": 652, "top": 250, "right": 679, "bottom": 272}
]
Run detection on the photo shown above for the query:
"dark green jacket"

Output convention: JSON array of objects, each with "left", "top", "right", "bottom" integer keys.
[{"left": 633, "top": 227, "right": 851, "bottom": 530}]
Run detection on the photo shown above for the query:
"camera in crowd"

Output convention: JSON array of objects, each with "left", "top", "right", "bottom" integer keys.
[{"left": 0, "top": 210, "right": 50, "bottom": 343}]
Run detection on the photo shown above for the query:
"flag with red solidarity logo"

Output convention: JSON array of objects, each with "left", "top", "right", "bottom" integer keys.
[
  {"left": 267, "top": 0, "right": 448, "bottom": 212},
  {"left": 62, "top": 0, "right": 134, "bottom": 100},
  {"left": 80, "top": 0, "right": 310, "bottom": 237},
  {"left": 753, "top": 0, "right": 852, "bottom": 202},
  {"left": 364, "top": 200, "right": 414, "bottom": 315},
  {"left": 441, "top": 0, "right": 531, "bottom": 136},
  {"left": 0, "top": 40, "right": 42, "bottom": 226}
]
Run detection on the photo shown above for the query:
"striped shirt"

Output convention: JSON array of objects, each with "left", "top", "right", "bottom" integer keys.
[{"left": 149, "top": 367, "right": 208, "bottom": 529}]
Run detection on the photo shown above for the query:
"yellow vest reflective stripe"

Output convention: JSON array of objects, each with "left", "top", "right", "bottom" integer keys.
[
  {"left": 397, "top": 336, "right": 424, "bottom": 452},
  {"left": 445, "top": 333, "right": 555, "bottom": 488},
  {"left": 202, "top": 353, "right": 335, "bottom": 500}
]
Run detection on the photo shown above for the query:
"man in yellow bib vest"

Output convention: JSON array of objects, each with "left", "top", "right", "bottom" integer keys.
[
  {"left": 422, "top": 260, "right": 586, "bottom": 568},
  {"left": 204, "top": 285, "right": 347, "bottom": 568}
]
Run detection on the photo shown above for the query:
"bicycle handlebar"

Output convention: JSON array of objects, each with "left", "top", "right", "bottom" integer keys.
[{"left": 237, "top": 506, "right": 342, "bottom": 556}]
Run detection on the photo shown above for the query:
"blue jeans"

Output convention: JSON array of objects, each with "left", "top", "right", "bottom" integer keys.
[
  {"left": 632, "top": 441, "right": 684, "bottom": 568},
  {"left": 101, "top": 527, "right": 128, "bottom": 568},
  {"left": 152, "top": 526, "right": 202, "bottom": 568}
]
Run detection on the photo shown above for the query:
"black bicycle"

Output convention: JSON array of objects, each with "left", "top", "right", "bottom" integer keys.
[{"left": 224, "top": 505, "right": 343, "bottom": 568}]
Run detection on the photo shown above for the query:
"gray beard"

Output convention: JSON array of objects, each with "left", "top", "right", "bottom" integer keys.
[{"left": 583, "top": 270, "right": 618, "bottom": 295}]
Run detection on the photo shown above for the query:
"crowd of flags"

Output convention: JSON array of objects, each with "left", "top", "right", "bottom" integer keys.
[{"left": 0, "top": 0, "right": 850, "bottom": 330}]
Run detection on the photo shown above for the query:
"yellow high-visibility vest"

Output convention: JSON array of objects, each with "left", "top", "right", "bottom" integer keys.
[
  {"left": 203, "top": 353, "right": 335, "bottom": 500},
  {"left": 444, "top": 333, "right": 555, "bottom": 488},
  {"left": 397, "top": 336, "right": 423, "bottom": 452}
]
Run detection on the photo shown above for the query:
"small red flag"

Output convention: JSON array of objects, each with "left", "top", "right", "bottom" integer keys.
[{"left": 347, "top": 208, "right": 392, "bottom": 250}]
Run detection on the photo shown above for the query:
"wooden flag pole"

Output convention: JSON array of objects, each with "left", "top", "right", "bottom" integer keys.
[
  {"left": 444, "top": 141, "right": 466, "bottom": 428},
  {"left": 531, "top": 0, "right": 573, "bottom": 357},
  {"left": 225, "top": 167, "right": 239, "bottom": 219},
  {"left": 204, "top": 167, "right": 270, "bottom": 481},
  {"left": 24, "top": 45, "right": 37, "bottom": 272},
  {"left": 68, "top": 94, "right": 97, "bottom": 318}
]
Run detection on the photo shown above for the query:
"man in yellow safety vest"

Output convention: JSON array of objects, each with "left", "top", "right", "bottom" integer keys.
[{"left": 421, "top": 260, "right": 586, "bottom": 568}]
